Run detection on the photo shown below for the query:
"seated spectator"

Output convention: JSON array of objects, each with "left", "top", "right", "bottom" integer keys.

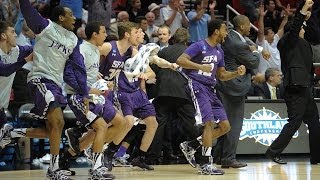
[
  {"left": 145, "top": 12, "right": 159, "bottom": 43},
  {"left": 254, "top": 68, "right": 284, "bottom": 99},
  {"left": 117, "top": 11, "right": 130, "bottom": 22},
  {"left": 127, "top": 0, "right": 145, "bottom": 22},
  {"left": 148, "top": 3, "right": 164, "bottom": 26}
]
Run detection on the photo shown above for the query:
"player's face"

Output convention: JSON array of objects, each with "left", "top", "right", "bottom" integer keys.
[
  {"left": 218, "top": 23, "right": 228, "bottom": 43},
  {"left": 2, "top": 26, "right": 17, "bottom": 47},
  {"left": 61, "top": 7, "right": 76, "bottom": 31},
  {"left": 96, "top": 26, "right": 107, "bottom": 46},
  {"left": 136, "top": 28, "right": 145, "bottom": 44},
  {"left": 128, "top": 27, "right": 139, "bottom": 46}
]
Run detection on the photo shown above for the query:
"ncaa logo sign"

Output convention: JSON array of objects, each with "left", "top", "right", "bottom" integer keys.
[{"left": 239, "top": 107, "right": 298, "bottom": 146}]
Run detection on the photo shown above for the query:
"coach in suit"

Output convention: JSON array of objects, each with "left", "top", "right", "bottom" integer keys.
[
  {"left": 214, "top": 15, "right": 260, "bottom": 168},
  {"left": 254, "top": 68, "right": 284, "bottom": 99},
  {"left": 265, "top": 0, "right": 320, "bottom": 165}
]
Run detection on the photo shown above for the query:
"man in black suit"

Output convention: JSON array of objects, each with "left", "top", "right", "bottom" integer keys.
[
  {"left": 254, "top": 68, "right": 283, "bottom": 99},
  {"left": 265, "top": 0, "right": 320, "bottom": 165},
  {"left": 147, "top": 28, "right": 201, "bottom": 164}
]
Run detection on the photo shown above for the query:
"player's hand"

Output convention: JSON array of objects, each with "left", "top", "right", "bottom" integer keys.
[
  {"left": 89, "top": 88, "right": 103, "bottom": 95},
  {"left": 237, "top": 65, "right": 246, "bottom": 76},
  {"left": 201, "top": 64, "right": 212, "bottom": 73}
]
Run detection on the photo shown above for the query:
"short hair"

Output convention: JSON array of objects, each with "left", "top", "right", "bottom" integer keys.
[
  {"left": 194, "top": 0, "right": 202, "bottom": 9},
  {"left": 264, "top": 0, "right": 275, "bottom": 6},
  {"left": 174, "top": 27, "right": 189, "bottom": 44},
  {"left": 264, "top": 27, "right": 273, "bottom": 36},
  {"left": 135, "top": 16, "right": 147, "bottom": 24},
  {"left": 117, "top": 21, "right": 138, "bottom": 40},
  {"left": 85, "top": 21, "right": 104, "bottom": 39},
  {"left": 233, "top": 15, "right": 249, "bottom": 29},
  {"left": 158, "top": 25, "right": 171, "bottom": 35},
  {"left": 0, "top": 21, "right": 13, "bottom": 35},
  {"left": 50, "top": 6, "right": 66, "bottom": 22},
  {"left": 208, "top": 19, "right": 225, "bottom": 36},
  {"left": 265, "top": 68, "right": 280, "bottom": 81}
]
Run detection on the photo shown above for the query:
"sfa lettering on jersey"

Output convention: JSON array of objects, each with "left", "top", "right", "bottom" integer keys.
[
  {"left": 48, "top": 40, "right": 72, "bottom": 55},
  {"left": 106, "top": 60, "right": 125, "bottom": 80},
  {"left": 202, "top": 55, "right": 217, "bottom": 63}
]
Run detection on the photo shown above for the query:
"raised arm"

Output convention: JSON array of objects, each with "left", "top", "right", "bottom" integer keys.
[
  {"left": 288, "top": 0, "right": 313, "bottom": 37},
  {"left": 257, "top": 4, "right": 267, "bottom": 43},
  {"left": 19, "top": 0, "right": 49, "bottom": 34}
]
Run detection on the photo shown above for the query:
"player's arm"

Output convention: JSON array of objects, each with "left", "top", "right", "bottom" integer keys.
[
  {"left": 177, "top": 53, "right": 211, "bottom": 72},
  {"left": 216, "top": 65, "right": 246, "bottom": 81},
  {"left": 19, "top": 0, "right": 49, "bottom": 34}
]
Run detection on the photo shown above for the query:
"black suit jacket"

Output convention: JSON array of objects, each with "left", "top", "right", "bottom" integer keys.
[
  {"left": 278, "top": 12, "right": 314, "bottom": 88},
  {"left": 253, "top": 82, "right": 284, "bottom": 99}
]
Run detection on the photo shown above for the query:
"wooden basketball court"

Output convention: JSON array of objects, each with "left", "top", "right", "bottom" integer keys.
[{"left": 0, "top": 161, "right": 319, "bottom": 180}]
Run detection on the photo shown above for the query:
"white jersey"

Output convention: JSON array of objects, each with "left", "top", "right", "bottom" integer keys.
[
  {"left": 65, "top": 40, "right": 100, "bottom": 94},
  {"left": 28, "top": 20, "right": 78, "bottom": 87},
  {"left": 0, "top": 46, "right": 20, "bottom": 109}
]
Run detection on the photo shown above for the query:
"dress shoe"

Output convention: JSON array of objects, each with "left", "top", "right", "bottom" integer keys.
[
  {"left": 221, "top": 160, "right": 247, "bottom": 168},
  {"left": 265, "top": 153, "right": 287, "bottom": 164}
]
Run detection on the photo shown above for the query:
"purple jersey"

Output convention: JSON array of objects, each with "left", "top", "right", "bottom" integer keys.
[
  {"left": 99, "top": 41, "right": 132, "bottom": 81},
  {"left": 184, "top": 40, "right": 225, "bottom": 87}
]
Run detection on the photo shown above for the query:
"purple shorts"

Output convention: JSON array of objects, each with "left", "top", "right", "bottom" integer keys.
[
  {"left": 68, "top": 94, "right": 116, "bottom": 125},
  {"left": 109, "top": 89, "right": 156, "bottom": 119},
  {"left": 192, "top": 81, "right": 227, "bottom": 123},
  {"left": 28, "top": 78, "right": 66, "bottom": 120}
]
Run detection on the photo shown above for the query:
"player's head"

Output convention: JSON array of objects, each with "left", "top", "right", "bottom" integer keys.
[
  {"left": 117, "top": 21, "right": 139, "bottom": 45},
  {"left": 50, "top": 6, "right": 76, "bottom": 31},
  {"left": 0, "top": 21, "right": 17, "bottom": 48},
  {"left": 208, "top": 19, "right": 228, "bottom": 43},
  {"left": 85, "top": 21, "right": 107, "bottom": 46}
]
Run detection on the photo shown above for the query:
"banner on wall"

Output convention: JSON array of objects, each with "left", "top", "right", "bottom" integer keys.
[{"left": 239, "top": 107, "right": 298, "bottom": 146}]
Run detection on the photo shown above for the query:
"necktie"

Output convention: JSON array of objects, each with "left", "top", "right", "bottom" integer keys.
[{"left": 271, "top": 87, "right": 277, "bottom": 100}]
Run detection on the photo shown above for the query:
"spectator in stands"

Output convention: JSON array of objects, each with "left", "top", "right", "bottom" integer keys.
[
  {"left": 187, "top": 0, "right": 216, "bottom": 43},
  {"left": 265, "top": 0, "right": 320, "bottom": 165},
  {"left": 145, "top": 12, "right": 159, "bottom": 43},
  {"left": 254, "top": 68, "right": 283, "bottom": 99},
  {"left": 117, "top": 11, "right": 130, "bottom": 22},
  {"left": 162, "top": 0, "right": 188, "bottom": 35},
  {"left": 127, "top": 0, "right": 145, "bottom": 22},
  {"left": 256, "top": 3, "right": 289, "bottom": 75},
  {"left": 264, "top": 0, "right": 285, "bottom": 32},
  {"left": 240, "top": 0, "right": 259, "bottom": 22},
  {"left": 87, "top": 0, "right": 112, "bottom": 34},
  {"left": 148, "top": 2, "right": 164, "bottom": 26}
]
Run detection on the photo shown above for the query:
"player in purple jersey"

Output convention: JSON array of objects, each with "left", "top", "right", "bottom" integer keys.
[
  {"left": 0, "top": 1, "right": 87, "bottom": 179},
  {"left": 0, "top": 21, "right": 33, "bottom": 148},
  {"left": 176, "top": 19, "right": 246, "bottom": 175}
]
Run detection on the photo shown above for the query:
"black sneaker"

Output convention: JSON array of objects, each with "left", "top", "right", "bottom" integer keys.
[
  {"left": 103, "top": 151, "right": 113, "bottom": 171},
  {"left": 59, "top": 153, "right": 76, "bottom": 176},
  {"left": 131, "top": 156, "right": 154, "bottom": 170},
  {"left": 90, "top": 166, "right": 115, "bottom": 180},
  {"left": 65, "top": 128, "right": 80, "bottom": 154}
]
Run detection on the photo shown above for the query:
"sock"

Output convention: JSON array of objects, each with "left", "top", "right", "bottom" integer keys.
[
  {"left": 50, "top": 154, "right": 59, "bottom": 171},
  {"left": 106, "top": 142, "right": 120, "bottom": 158},
  {"left": 202, "top": 146, "right": 212, "bottom": 157},
  {"left": 138, "top": 149, "right": 147, "bottom": 158},
  {"left": 115, "top": 145, "right": 127, "bottom": 158},
  {"left": 188, "top": 136, "right": 202, "bottom": 150},
  {"left": 92, "top": 152, "right": 103, "bottom": 170},
  {"left": 10, "top": 128, "right": 27, "bottom": 138}
]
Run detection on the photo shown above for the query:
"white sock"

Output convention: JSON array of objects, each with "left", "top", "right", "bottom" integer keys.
[
  {"left": 10, "top": 128, "right": 27, "bottom": 138},
  {"left": 50, "top": 154, "right": 59, "bottom": 171},
  {"left": 202, "top": 146, "right": 212, "bottom": 156},
  {"left": 92, "top": 152, "right": 103, "bottom": 170}
]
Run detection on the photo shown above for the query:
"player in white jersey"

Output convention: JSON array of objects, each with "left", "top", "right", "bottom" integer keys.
[
  {"left": 0, "top": 1, "right": 87, "bottom": 179},
  {"left": 0, "top": 21, "right": 33, "bottom": 149}
]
